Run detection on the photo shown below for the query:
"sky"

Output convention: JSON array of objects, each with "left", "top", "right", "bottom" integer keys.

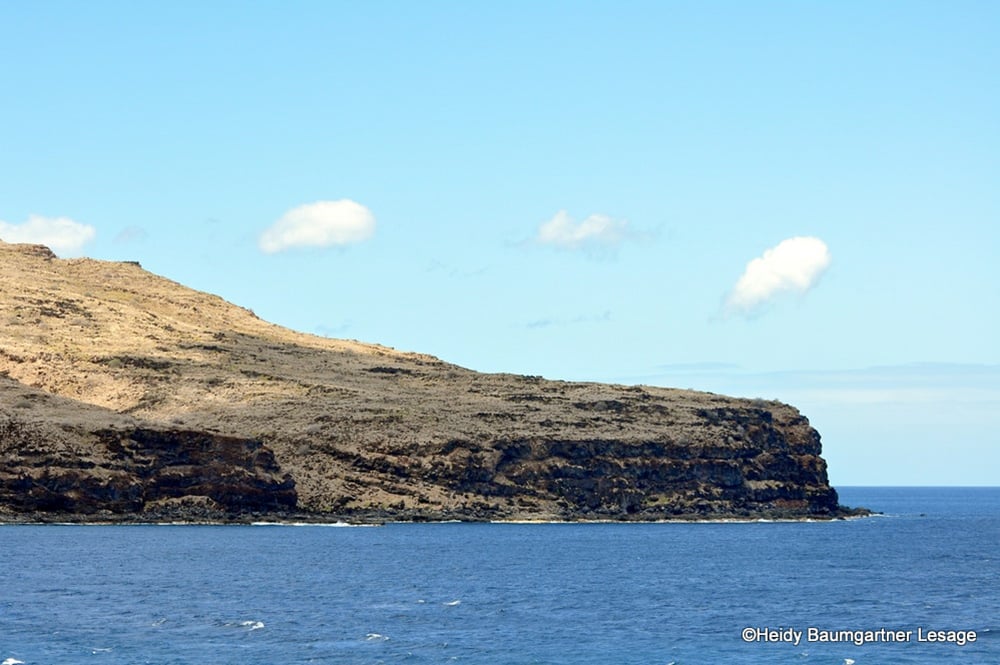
[{"left": 1, "top": 1, "right": 997, "bottom": 486}]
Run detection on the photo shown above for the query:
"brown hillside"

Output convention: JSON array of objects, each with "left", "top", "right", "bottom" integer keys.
[{"left": 0, "top": 240, "right": 861, "bottom": 521}]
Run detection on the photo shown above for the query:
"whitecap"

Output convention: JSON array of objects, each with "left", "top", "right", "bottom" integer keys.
[
  {"left": 844, "top": 659, "right": 855, "bottom": 665},
  {"left": 365, "top": 633, "right": 389, "bottom": 641},
  {"left": 90, "top": 648, "right": 113, "bottom": 654},
  {"left": 2, "top": 658, "right": 25, "bottom": 665},
  {"left": 444, "top": 600, "right": 461, "bottom": 606},
  {"left": 240, "top": 620, "right": 265, "bottom": 631}
]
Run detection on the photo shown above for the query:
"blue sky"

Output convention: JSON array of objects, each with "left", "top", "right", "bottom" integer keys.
[{"left": 2, "top": 1, "right": 997, "bottom": 485}]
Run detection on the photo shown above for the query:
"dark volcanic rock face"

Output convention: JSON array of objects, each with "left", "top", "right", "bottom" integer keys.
[
  {"left": 331, "top": 397, "right": 849, "bottom": 522},
  {"left": 0, "top": 404, "right": 295, "bottom": 521},
  {"left": 0, "top": 240, "right": 864, "bottom": 522}
]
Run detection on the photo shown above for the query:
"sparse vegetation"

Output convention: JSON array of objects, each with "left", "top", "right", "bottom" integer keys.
[{"left": 0, "top": 240, "right": 854, "bottom": 522}]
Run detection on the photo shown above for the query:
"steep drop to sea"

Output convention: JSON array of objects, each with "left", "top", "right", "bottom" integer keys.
[{"left": 0, "top": 240, "right": 866, "bottom": 522}]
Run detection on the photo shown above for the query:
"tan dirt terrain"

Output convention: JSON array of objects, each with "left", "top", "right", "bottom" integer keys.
[{"left": 0, "top": 240, "right": 862, "bottom": 522}]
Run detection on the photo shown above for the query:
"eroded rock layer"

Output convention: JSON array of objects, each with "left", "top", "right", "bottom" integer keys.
[{"left": 0, "top": 240, "right": 863, "bottom": 521}]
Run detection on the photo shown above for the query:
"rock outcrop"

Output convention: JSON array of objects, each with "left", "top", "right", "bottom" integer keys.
[
  {"left": 0, "top": 240, "right": 864, "bottom": 522},
  {"left": 0, "top": 379, "right": 295, "bottom": 521}
]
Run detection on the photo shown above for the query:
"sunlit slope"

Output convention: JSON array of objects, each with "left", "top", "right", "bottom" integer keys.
[{"left": 0, "top": 240, "right": 857, "bottom": 521}]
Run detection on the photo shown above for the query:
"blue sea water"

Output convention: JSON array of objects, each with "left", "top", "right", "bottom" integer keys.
[{"left": 1, "top": 487, "right": 998, "bottom": 664}]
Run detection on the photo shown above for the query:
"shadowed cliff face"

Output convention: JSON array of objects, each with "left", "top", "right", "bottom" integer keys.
[
  {"left": 0, "top": 241, "right": 862, "bottom": 522},
  {"left": 315, "top": 392, "right": 846, "bottom": 521},
  {"left": 0, "top": 389, "right": 295, "bottom": 520}
]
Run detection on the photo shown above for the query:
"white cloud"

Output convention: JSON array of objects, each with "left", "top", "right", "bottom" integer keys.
[
  {"left": 536, "top": 210, "right": 629, "bottom": 249},
  {"left": 259, "top": 200, "right": 375, "bottom": 254},
  {"left": 726, "top": 236, "right": 831, "bottom": 314},
  {"left": 0, "top": 214, "right": 96, "bottom": 256}
]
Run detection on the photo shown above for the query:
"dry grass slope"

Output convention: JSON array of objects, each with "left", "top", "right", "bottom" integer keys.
[{"left": 0, "top": 240, "right": 861, "bottom": 521}]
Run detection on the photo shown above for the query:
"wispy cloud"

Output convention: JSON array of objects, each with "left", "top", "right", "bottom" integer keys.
[
  {"left": 259, "top": 200, "right": 375, "bottom": 254},
  {"left": 526, "top": 310, "right": 612, "bottom": 329},
  {"left": 626, "top": 362, "right": 1000, "bottom": 409},
  {"left": 113, "top": 225, "right": 148, "bottom": 244},
  {"left": 726, "top": 236, "right": 831, "bottom": 314},
  {"left": 0, "top": 214, "right": 96, "bottom": 256},
  {"left": 656, "top": 361, "right": 742, "bottom": 373},
  {"left": 424, "top": 259, "right": 489, "bottom": 279},
  {"left": 535, "top": 210, "right": 630, "bottom": 250},
  {"left": 315, "top": 321, "right": 353, "bottom": 337}
]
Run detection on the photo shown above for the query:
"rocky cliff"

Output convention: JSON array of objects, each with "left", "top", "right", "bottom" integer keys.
[{"left": 0, "top": 240, "right": 864, "bottom": 522}]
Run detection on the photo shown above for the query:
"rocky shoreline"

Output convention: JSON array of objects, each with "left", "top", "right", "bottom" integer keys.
[
  {"left": 0, "top": 240, "right": 868, "bottom": 523},
  {"left": 0, "top": 506, "right": 872, "bottom": 526}
]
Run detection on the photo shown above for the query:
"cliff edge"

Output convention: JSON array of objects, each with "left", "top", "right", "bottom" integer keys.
[{"left": 0, "top": 240, "right": 865, "bottom": 522}]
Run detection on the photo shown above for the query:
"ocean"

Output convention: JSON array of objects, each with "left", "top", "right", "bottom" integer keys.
[{"left": 1, "top": 487, "right": 997, "bottom": 664}]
